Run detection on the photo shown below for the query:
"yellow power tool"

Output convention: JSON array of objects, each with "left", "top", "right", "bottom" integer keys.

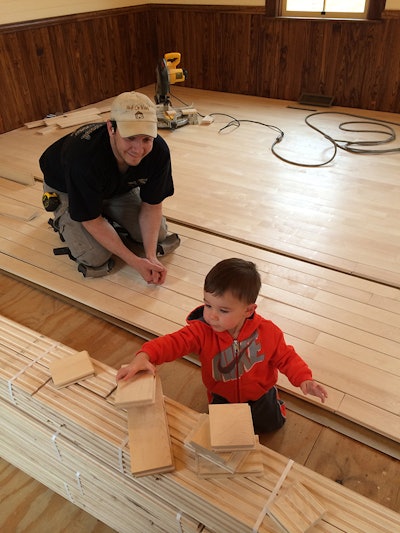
[{"left": 155, "top": 52, "right": 189, "bottom": 129}]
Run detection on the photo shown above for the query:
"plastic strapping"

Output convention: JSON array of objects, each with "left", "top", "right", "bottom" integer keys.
[
  {"left": 118, "top": 435, "right": 129, "bottom": 473},
  {"left": 51, "top": 428, "right": 63, "bottom": 461},
  {"left": 252, "top": 458, "right": 294, "bottom": 532},
  {"left": 176, "top": 511, "right": 184, "bottom": 533},
  {"left": 64, "top": 482, "right": 74, "bottom": 503},
  {"left": 76, "top": 471, "right": 84, "bottom": 495},
  {"left": 7, "top": 340, "right": 61, "bottom": 404}
]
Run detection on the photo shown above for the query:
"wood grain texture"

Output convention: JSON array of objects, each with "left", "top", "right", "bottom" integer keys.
[
  {"left": 1, "top": 273, "right": 399, "bottom": 524},
  {"left": 0, "top": 87, "right": 400, "bottom": 528},
  {"left": 0, "top": 7, "right": 155, "bottom": 133},
  {"left": 1, "top": 316, "right": 400, "bottom": 533},
  {"left": 0, "top": 84, "right": 399, "bottom": 450},
  {"left": 114, "top": 371, "right": 155, "bottom": 408},
  {"left": 267, "top": 481, "right": 326, "bottom": 533},
  {"left": 126, "top": 375, "right": 174, "bottom": 476},
  {"left": 49, "top": 350, "right": 95, "bottom": 388},
  {"left": 209, "top": 403, "right": 256, "bottom": 451},
  {"left": 2, "top": 7, "right": 400, "bottom": 132}
]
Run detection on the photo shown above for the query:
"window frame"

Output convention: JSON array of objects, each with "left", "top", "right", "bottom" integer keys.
[{"left": 265, "top": 0, "right": 386, "bottom": 20}]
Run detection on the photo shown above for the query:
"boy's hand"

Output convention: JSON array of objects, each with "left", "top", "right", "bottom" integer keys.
[
  {"left": 300, "top": 380, "right": 328, "bottom": 403},
  {"left": 116, "top": 352, "right": 155, "bottom": 382}
]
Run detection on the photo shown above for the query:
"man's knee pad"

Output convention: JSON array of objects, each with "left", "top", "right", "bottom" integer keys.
[{"left": 77, "top": 258, "right": 115, "bottom": 278}]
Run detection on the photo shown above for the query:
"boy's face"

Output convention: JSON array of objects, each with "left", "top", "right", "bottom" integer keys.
[{"left": 203, "top": 290, "right": 256, "bottom": 338}]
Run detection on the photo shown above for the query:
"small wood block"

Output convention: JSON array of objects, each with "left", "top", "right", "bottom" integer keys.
[
  {"left": 267, "top": 482, "right": 326, "bottom": 533},
  {"left": 127, "top": 374, "right": 174, "bottom": 476},
  {"left": 24, "top": 119, "right": 46, "bottom": 128},
  {"left": 49, "top": 350, "right": 95, "bottom": 388},
  {"left": 43, "top": 107, "right": 101, "bottom": 126},
  {"left": 114, "top": 371, "right": 155, "bottom": 408},
  {"left": 55, "top": 114, "right": 103, "bottom": 128},
  {"left": 185, "top": 413, "right": 251, "bottom": 472},
  {"left": 209, "top": 403, "right": 256, "bottom": 451},
  {"left": 196, "top": 438, "right": 263, "bottom": 478},
  {"left": 35, "top": 125, "right": 59, "bottom": 135},
  {"left": 181, "top": 108, "right": 198, "bottom": 115}
]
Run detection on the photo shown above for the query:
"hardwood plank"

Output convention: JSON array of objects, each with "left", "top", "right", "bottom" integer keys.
[
  {"left": 209, "top": 403, "right": 256, "bottom": 451},
  {"left": 0, "top": 199, "right": 39, "bottom": 221},
  {"left": 49, "top": 350, "right": 95, "bottom": 388},
  {"left": 114, "top": 371, "right": 155, "bottom": 408},
  {"left": 126, "top": 375, "right": 174, "bottom": 477},
  {"left": 267, "top": 482, "right": 326, "bottom": 533}
]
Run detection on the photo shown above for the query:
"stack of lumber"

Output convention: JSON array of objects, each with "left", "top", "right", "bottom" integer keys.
[
  {"left": 0, "top": 103, "right": 110, "bottom": 185},
  {"left": 24, "top": 106, "right": 110, "bottom": 134},
  {"left": 1, "top": 314, "right": 400, "bottom": 533},
  {"left": 184, "top": 408, "right": 264, "bottom": 478}
]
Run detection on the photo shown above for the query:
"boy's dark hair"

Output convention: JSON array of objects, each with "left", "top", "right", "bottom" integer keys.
[{"left": 204, "top": 258, "right": 261, "bottom": 304}]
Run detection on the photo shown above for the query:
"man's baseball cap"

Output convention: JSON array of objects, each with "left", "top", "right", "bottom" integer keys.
[{"left": 110, "top": 91, "right": 157, "bottom": 138}]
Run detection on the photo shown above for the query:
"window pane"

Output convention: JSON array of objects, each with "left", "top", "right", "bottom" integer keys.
[
  {"left": 326, "top": 0, "right": 365, "bottom": 11},
  {"left": 285, "top": 1, "right": 366, "bottom": 13},
  {"left": 286, "top": 0, "right": 322, "bottom": 10}
]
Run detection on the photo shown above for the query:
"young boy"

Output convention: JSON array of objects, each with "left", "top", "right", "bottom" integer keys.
[{"left": 117, "top": 258, "right": 328, "bottom": 433}]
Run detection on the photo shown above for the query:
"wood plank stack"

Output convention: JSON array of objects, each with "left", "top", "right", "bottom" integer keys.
[
  {"left": 184, "top": 411, "right": 264, "bottom": 478},
  {"left": 0, "top": 102, "right": 110, "bottom": 185},
  {"left": 1, "top": 314, "right": 400, "bottom": 533}
]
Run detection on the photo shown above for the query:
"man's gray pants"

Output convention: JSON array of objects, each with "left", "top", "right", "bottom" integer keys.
[{"left": 43, "top": 184, "right": 168, "bottom": 269}]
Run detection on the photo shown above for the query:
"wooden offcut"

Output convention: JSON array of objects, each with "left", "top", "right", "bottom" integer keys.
[
  {"left": 184, "top": 413, "right": 256, "bottom": 474},
  {"left": 49, "top": 350, "right": 95, "bottom": 388},
  {"left": 267, "top": 482, "right": 326, "bottom": 533},
  {"left": 209, "top": 403, "right": 256, "bottom": 451},
  {"left": 195, "top": 436, "right": 264, "bottom": 478},
  {"left": 114, "top": 371, "right": 155, "bottom": 408},
  {"left": 126, "top": 374, "right": 174, "bottom": 476}
]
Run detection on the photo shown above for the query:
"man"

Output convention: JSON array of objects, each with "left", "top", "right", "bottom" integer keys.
[{"left": 39, "top": 91, "right": 180, "bottom": 283}]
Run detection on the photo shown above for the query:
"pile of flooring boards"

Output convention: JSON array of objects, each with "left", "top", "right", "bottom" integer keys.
[{"left": 1, "top": 314, "right": 399, "bottom": 533}]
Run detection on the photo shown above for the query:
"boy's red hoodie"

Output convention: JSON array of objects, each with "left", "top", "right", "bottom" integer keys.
[{"left": 139, "top": 306, "right": 313, "bottom": 403}]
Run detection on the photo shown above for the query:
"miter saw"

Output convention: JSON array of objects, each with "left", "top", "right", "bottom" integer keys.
[{"left": 155, "top": 52, "right": 192, "bottom": 129}]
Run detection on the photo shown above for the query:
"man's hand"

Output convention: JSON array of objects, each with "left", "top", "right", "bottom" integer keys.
[
  {"left": 300, "top": 380, "right": 328, "bottom": 403},
  {"left": 116, "top": 352, "right": 155, "bottom": 382},
  {"left": 82, "top": 216, "right": 167, "bottom": 284},
  {"left": 133, "top": 257, "right": 167, "bottom": 285}
]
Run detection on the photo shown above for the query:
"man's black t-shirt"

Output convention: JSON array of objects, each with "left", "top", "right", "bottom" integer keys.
[{"left": 39, "top": 123, "right": 174, "bottom": 222}]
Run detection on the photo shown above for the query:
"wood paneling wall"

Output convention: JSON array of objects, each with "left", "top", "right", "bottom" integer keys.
[
  {"left": 1, "top": 5, "right": 400, "bottom": 133},
  {"left": 0, "top": 7, "right": 157, "bottom": 133}
]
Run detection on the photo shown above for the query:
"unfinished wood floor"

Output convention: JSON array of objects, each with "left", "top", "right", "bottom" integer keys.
[
  {"left": 0, "top": 87, "right": 399, "bottom": 527},
  {"left": 0, "top": 175, "right": 399, "bottom": 452},
  {"left": 1, "top": 273, "right": 399, "bottom": 533}
]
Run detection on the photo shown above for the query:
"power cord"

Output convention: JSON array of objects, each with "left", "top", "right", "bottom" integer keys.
[
  {"left": 197, "top": 109, "right": 400, "bottom": 167},
  {"left": 270, "top": 110, "right": 400, "bottom": 166},
  {"left": 165, "top": 92, "right": 400, "bottom": 167}
]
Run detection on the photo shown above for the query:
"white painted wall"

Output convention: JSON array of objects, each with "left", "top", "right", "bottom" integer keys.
[
  {"left": 0, "top": 0, "right": 263, "bottom": 25},
  {"left": 1, "top": 0, "right": 398, "bottom": 25}
]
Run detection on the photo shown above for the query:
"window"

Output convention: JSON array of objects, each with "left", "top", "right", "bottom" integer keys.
[{"left": 281, "top": 0, "right": 370, "bottom": 19}]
